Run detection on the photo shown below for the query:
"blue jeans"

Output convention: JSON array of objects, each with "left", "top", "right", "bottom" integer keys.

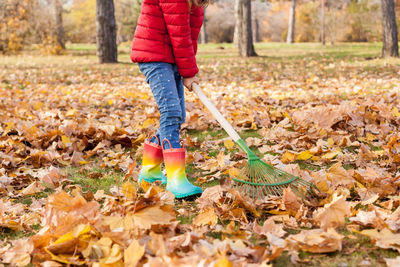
[{"left": 139, "top": 62, "right": 185, "bottom": 149}]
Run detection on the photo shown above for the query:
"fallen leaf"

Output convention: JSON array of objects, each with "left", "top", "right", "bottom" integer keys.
[
  {"left": 214, "top": 254, "right": 233, "bottom": 267},
  {"left": 224, "top": 140, "right": 235, "bottom": 150},
  {"left": 122, "top": 181, "right": 137, "bottom": 200},
  {"left": 19, "top": 181, "right": 45, "bottom": 196},
  {"left": 124, "top": 240, "right": 144, "bottom": 267},
  {"left": 313, "top": 193, "right": 351, "bottom": 229},
  {"left": 287, "top": 228, "right": 344, "bottom": 253},
  {"left": 253, "top": 218, "right": 286, "bottom": 238},
  {"left": 193, "top": 207, "right": 218, "bottom": 227},
  {"left": 327, "top": 163, "right": 355, "bottom": 188},
  {"left": 283, "top": 187, "right": 301, "bottom": 213},
  {"left": 385, "top": 256, "right": 400, "bottom": 267},
  {"left": 132, "top": 204, "right": 175, "bottom": 229},
  {"left": 361, "top": 228, "right": 400, "bottom": 252},
  {"left": 1, "top": 239, "right": 34, "bottom": 266}
]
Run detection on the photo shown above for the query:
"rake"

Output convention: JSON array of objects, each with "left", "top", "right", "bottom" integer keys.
[{"left": 192, "top": 83, "right": 319, "bottom": 201}]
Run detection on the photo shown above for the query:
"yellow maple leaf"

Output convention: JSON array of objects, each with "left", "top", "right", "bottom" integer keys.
[
  {"left": 66, "top": 109, "right": 78, "bottom": 117},
  {"left": 215, "top": 254, "right": 233, "bottom": 267},
  {"left": 224, "top": 139, "right": 235, "bottom": 150},
  {"left": 61, "top": 135, "right": 71, "bottom": 146},
  {"left": 322, "top": 149, "right": 341, "bottom": 160},
  {"left": 122, "top": 181, "right": 137, "bottom": 200},
  {"left": 296, "top": 150, "right": 313, "bottom": 161},
  {"left": 281, "top": 151, "right": 297, "bottom": 163}
]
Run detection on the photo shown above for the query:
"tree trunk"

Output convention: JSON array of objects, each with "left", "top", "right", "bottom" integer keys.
[
  {"left": 286, "top": 0, "right": 296, "bottom": 44},
  {"left": 320, "top": 0, "right": 325, "bottom": 45},
  {"left": 54, "top": 0, "right": 65, "bottom": 49},
  {"left": 234, "top": 0, "right": 242, "bottom": 48},
  {"left": 96, "top": 0, "right": 118, "bottom": 63},
  {"left": 252, "top": 17, "right": 260, "bottom": 43},
  {"left": 235, "top": 0, "right": 256, "bottom": 57},
  {"left": 381, "top": 0, "right": 399, "bottom": 57},
  {"left": 200, "top": 8, "right": 207, "bottom": 44}
]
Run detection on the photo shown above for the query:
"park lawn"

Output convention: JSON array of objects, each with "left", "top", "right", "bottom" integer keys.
[{"left": 1, "top": 43, "right": 400, "bottom": 266}]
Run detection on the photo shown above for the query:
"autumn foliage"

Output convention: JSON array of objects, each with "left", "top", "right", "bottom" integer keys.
[{"left": 1, "top": 44, "right": 400, "bottom": 265}]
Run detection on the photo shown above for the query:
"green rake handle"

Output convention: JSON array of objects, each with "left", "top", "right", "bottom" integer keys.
[{"left": 192, "top": 83, "right": 258, "bottom": 161}]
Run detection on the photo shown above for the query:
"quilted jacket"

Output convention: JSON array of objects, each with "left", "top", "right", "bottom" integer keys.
[{"left": 131, "top": 0, "right": 204, "bottom": 78}]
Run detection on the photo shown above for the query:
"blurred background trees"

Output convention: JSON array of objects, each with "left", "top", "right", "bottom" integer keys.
[{"left": 0, "top": 0, "right": 398, "bottom": 58}]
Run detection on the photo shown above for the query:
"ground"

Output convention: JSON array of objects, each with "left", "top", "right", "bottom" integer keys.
[{"left": 0, "top": 43, "right": 400, "bottom": 266}]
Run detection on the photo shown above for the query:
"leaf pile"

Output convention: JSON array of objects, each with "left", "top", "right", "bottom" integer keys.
[{"left": 1, "top": 47, "right": 400, "bottom": 266}]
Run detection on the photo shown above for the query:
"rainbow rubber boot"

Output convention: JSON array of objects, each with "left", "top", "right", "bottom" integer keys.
[
  {"left": 162, "top": 139, "right": 202, "bottom": 198},
  {"left": 138, "top": 136, "right": 167, "bottom": 184}
]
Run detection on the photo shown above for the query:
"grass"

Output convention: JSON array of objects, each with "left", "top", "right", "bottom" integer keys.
[
  {"left": 0, "top": 224, "right": 41, "bottom": 241},
  {"left": 64, "top": 165, "right": 125, "bottom": 194}
]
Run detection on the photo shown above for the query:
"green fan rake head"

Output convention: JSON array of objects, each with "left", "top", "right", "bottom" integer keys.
[
  {"left": 191, "top": 83, "right": 320, "bottom": 202},
  {"left": 232, "top": 139, "right": 320, "bottom": 201}
]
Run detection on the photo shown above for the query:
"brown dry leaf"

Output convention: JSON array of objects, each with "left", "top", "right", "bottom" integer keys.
[
  {"left": 193, "top": 207, "right": 218, "bottom": 227},
  {"left": 132, "top": 204, "right": 175, "bottom": 229},
  {"left": 102, "top": 215, "right": 135, "bottom": 231},
  {"left": 123, "top": 160, "right": 137, "bottom": 181},
  {"left": 385, "top": 256, "right": 400, "bottom": 267},
  {"left": 361, "top": 228, "right": 400, "bottom": 252},
  {"left": 313, "top": 193, "right": 351, "bottom": 230},
  {"left": 19, "top": 181, "right": 45, "bottom": 196},
  {"left": 71, "top": 151, "right": 87, "bottom": 165},
  {"left": 101, "top": 243, "right": 123, "bottom": 266},
  {"left": 356, "top": 188, "right": 379, "bottom": 205},
  {"left": 386, "top": 207, "right": 400, "bottom": 231},
  {"left": 286, "top": 228, "right": 344, "bottom": 253},
  {"left": 283, "top": 187, "right": 301, "bottom": 213},
  {"left": 124, "top": 240, "right": 145, "bottom": 267},
  {"left": 40, "top": 168, "right": 64, "bottom": 188},
  {"left": 140, "top": 180, "right": 164, "bottom": 194},
  {"left": 40, "top": 261, "right": 63, "bottom": 267},
  {"left": 327, "top": 163, "right": 355, "bottom": 188},
  {"left": 253, "top": 218, "right": 286, "bottom": 238},
  {"left": 43, "top": 191, "right": 99, "bottom": 235},
  {"left": 149, "top": 232, "right": 168, "bottom": 257},
  {"left": 1, "top": 239, "right": 34, "bottom": 266},
  {"left": 349, "top": 209, "right": 385, "bottom": 230},
  {"left": 196, "top": 185, "right": 225, "bottom": 209}
]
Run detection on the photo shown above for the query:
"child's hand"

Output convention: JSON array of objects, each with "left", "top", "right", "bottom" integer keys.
[{"left": 183, "top": 76, "right": 199, "bottom": 91}]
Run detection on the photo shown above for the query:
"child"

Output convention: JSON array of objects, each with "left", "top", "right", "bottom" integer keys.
[{"left": 131, "top": 0, "right": 208, "bottom": 198}]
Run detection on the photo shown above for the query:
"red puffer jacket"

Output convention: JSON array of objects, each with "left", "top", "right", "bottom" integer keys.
[{"left": 131, "top": 0, "right": 204, "bottom": 78}]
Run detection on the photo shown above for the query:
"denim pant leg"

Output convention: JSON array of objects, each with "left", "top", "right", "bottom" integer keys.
[
  {"left": 173, "top": 65, "right": 186, "bottom": 126},
  {"left": 139, "top": 62, "right": 183, "bottom": 149}
]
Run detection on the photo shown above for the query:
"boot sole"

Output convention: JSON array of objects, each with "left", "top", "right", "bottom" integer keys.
[
  {"left": 172, "top": 188, "right": 203, "bottom": 199},
  {"left": 138, "top": 174, "right": 167, "bottom": 184}
]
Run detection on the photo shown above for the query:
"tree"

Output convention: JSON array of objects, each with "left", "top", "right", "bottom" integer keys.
[
  {"left": 253, "top": 17, "right": 260, "bottom": 43},
  {"left": 65, "top": 0, "right": 97, "bottom": 43},
  {"left": 0, "top": 0, "right": 29, "bottom": 52},
  {"left": 54, "top": 0, "right": 65, "bottom": 49},
  {"left": 96, "top": 0, "right": 118, "bottom": 63},
  {"left": 286, "top": 0, "right": 296, "bottom": 43},
  {"left": 234, "top": 0, "right": 257, "bottom": 57},
  {"left": 381, "top": 0, "right": 399, "bottom": 57},
  {"left": 200, "top": 8, "right": 208, "bottom": 44},
  {"left": 320, "top": 0, "right": 325, "bottom": 45}
]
